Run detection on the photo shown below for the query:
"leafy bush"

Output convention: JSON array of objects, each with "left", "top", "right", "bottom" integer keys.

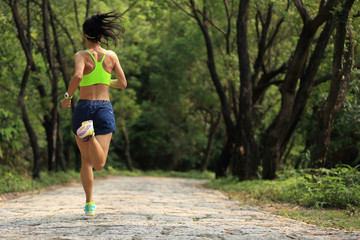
[
  {"left": 0, "top": 108, "right": 25, "bottom": 170},
  {"left": 207, "top": 165, "right": 360, "bottom": 209},
  {"left": 286, "top": 166, "right": 360, "bottom": 208},
  {"left": 0, "top": 167, "right": 80, "bottom": 195},
  {"left": 0, "top": 166, "right": 36, "bottom": 194}
]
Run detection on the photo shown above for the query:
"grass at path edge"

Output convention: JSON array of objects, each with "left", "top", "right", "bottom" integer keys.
[{"left": 206, "top": 175, "right": 360, "bottom": 232}]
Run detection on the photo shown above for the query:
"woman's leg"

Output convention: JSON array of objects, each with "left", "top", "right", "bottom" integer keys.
[
  {"left": 80, "top": 155, "right": 94, "bottom": 203},
  {"left": 76, "top": 133, "right": 113, "bottom": 203},
  {"left": 88, "top": 133, "right": 113, "bottom": 170}
]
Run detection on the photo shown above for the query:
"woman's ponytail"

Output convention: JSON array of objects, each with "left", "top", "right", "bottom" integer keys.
[{"left": 83, "top": 11, "right": 125, "bottom": 46}]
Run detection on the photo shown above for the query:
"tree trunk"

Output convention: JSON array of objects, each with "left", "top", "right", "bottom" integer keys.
[
  {"left": 189, "top": 0, "right": 235, "bottom": 178},
  {"left": 201, "top": 113, "right": 222, "bottom": 172},
  {"left": 311, "top": 0, "right": 355, "bottom": 167},
  {"left": 48, "top": 3, "right": 76, "bottom": 111},
  {"left": 120, "top": 119, "right": 133, "bottom": 171},
  {"left": 9, "top": 0, "right": 42, "bottom": 178},
  {"left": 280, "top": 18, "right": 335, "bottom": 156},
  {"left": 261, "top": 0, "right": 340, "bottom": 179},
  {"left": 42, "top": 0, "right": 59, "bottom": 171},
  {"left": 56, "top": 112, "right": 67, "bottom": 172},
  {"left": 234, "top": 0, "right": 260, "bottom": 180},
  {"left": 215, "top": 135, "right": 234, "bottom": 177},
  {"left": 18, "top": 65, "right": 41, "bottom": 179},
  {"left": 48, "top": 2, "right": 78, "bottom": 171}
]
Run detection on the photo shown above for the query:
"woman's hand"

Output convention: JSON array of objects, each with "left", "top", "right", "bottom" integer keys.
[{"left": 61, "top": 98, "right": 71, "bottom": 108}]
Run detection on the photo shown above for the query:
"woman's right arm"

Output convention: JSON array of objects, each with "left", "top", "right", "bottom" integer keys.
[
  {"left": 61, "top": 52, "right": 85, "bottom": 108},
  {"left": 67, "top": 52, "right": 85, "bottom": 95}
]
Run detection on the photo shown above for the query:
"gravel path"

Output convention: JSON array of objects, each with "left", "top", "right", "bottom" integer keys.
[{"left": 0, "top": 176, "right": 359, "bottom": 240}]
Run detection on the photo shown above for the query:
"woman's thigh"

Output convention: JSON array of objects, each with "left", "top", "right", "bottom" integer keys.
[
  {"left": 94, "top": 133, "right": 113, "bottom": 159},
  {"left": 75, "top": 133, "right": 113, "bottom": 163}
]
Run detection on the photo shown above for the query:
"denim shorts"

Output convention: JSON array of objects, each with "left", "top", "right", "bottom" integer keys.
[{"left": 72, "top": 100, "right": 116, "bottom": 136}]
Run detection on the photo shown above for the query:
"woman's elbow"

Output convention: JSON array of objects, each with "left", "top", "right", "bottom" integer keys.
[
  {"left": 122, "top": 81, "right": 127, "bottom": 89},
  {"left": 72, "top": 73, "right": 83, "bottom": 82}
]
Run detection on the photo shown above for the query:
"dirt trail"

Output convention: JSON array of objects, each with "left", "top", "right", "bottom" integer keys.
[{"left": 0, "top": 176, "right": 359, "bottom": 240}]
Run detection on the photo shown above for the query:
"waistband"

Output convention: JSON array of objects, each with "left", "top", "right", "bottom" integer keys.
[
  {"left": 77, "top": 99, "right": 112, "bottom": 105},
  {"left": 78, "top": 99, "right": 110, "bottom": 102}
]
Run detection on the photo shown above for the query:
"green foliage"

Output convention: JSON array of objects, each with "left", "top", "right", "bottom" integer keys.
[
  {"left": 120, "top": 3, "right": 219, "bottom": 171},
  {"left": 0, "top": 108, "right": 26, "bottom": 170},
  {"left": 290, "top": 166, "right": 360, "bottom": 208},
  {"left": 0, "top": 166, "right": 35, "bottom": 194},
  {"left": 207, "top": 166, "right": 360, "bottom": 209},
  {"left": 37, "top": 171, "right": 81, "bottom": 187},
  {"left": 1, "top": 0, "right": 359, "bottom": 179},
  {"left": 326, "top": 78, "right": 360, "bottom": 167},
  {"left": 0, "top": 166, "right": 79, "bottom": 195}
]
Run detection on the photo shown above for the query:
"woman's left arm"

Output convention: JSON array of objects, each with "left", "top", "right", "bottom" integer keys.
[{"left": 110, "top": 51, "right": 127, "bottom": 89}]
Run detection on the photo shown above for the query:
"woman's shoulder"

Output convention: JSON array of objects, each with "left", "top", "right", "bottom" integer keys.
[
  {"left": 74, "top": 50, "right": 89, "bottom": 59},
  {"left": 105, "top": 50, "right": 117, "bottom": 57},
  {"left": 105, "top": 50, "right": 119, "bottom": 62}
]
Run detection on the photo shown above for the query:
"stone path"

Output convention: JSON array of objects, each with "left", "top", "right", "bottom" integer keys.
[{"left": 0, "top": 176, "right": 359, "bottom": 240}]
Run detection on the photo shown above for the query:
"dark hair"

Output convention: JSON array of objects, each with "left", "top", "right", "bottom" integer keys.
[{"left": 82, "top": 11, "right": 125, "bottom": 46}]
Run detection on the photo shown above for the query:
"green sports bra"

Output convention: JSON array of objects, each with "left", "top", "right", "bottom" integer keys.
[{"left": 79, "top": 50, "right": 111, "bottom": 87}]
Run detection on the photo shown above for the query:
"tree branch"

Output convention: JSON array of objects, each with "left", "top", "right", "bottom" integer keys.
[
  {"left": 195, "top": 7, "right": 227, "bottom": 35},
  {"left": 223, "top": 0, "right": 231, "bottom": 19},
  {"left": 223, "top": 0, "right": 232, "bottom": 54},
  {"left": 53, "top": 16, "right": 77, "bottom": 54},
  {"left": 120, "top": 0, "right": 139, "bottom": 17},
  {"left": 85, "top": 0, "right": 91, "bottom": 20},
  {"left": 313, "top": 74, "right": 332, "bottom": 86},
  {"left": 0, "top": 83, "right": 12, "bottom": 92},
  {"left": 73, "top": 0, "right": 81, "bottom": 31},
  {"left": 189, "top": 0, "right": 235, "bottom": 135},
  {"left": 293, "top": 0, "right": 311, "bottom": 23},
  {"left": 170, "top": 0, "right": 195, "bottom": 18},
  {"left": 265, "top": 1, "right": 290, "bottom": 51},
  {"left": 253, "top": 3, "right": 273, "bottom": 84},
  {"left": 312, "top": 0, "right": 341, "bottom": 29},
  {"left": 253, "top": 63, "right": 287, "bottom": 103}
]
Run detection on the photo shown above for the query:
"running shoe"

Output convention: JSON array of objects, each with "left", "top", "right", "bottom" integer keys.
[
  {"left": 84, "top": 202, "right": 96, "bottom": 216},
  {"left": 76, "top": 120, "right": 95, "bottom": 142}
]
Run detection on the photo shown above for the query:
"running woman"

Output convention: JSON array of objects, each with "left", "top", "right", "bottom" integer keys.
[{"left": 61, "top": 12, "right": 127, "bottom": 216}]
